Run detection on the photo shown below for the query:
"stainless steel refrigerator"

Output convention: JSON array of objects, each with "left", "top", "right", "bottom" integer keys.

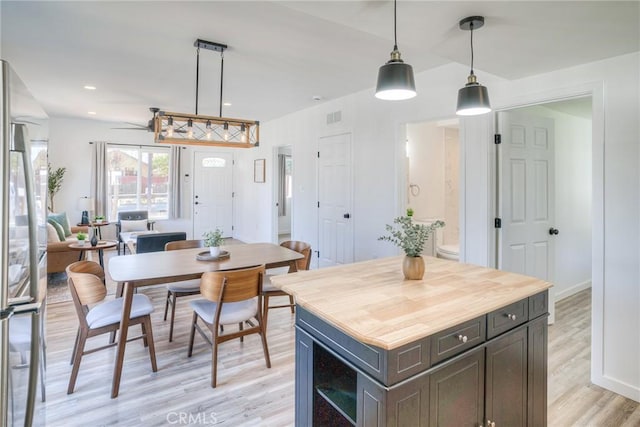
[{"left": 0, "top": 60, "right": 49, "bottom": 426}]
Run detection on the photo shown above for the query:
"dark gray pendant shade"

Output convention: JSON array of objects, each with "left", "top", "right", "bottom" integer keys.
[
  {"left": 456, "top": 74, "right": 491, "bottom": 116},
  {"left": 456, "top": 16, "right": 491, "bottom": 116},
  {"left": 376, "top": 52, "right": 416, "bottom": 101}
]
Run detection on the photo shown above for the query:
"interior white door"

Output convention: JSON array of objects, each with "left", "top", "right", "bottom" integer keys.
[
  {"left": 193, "top": 151, "right": 233, "bottom": 239},
  {"left": 498, "top": 111, "right": 555, "bottom": 281},
  {"left": 318, "top": 133, "right": 354, "bottom": 267}
]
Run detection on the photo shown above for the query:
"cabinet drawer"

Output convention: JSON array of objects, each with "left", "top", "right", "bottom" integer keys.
[
  {"left": 487, "top": 299, "right": 528, "bottom": 339},
  {"left": 431, "top": 315, "right": 486, "bottom": 365},
  {"left": 529, "top": 291, "right": 548, "bottom": 319}
]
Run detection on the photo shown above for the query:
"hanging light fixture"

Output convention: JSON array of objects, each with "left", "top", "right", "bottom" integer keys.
[
  {"left": 375, "top": 0, "right": 416, "bottom": 101},
  {"left": 155, "top": 39, "right": 259, "bottom": 148},
  {"left": 456, "top": 16, "right": 491, "bottom": 116}
]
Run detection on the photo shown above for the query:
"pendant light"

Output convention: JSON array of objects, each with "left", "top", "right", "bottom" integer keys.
[
  {"left": 375, "top": 0, "right": 416, "bottom": 101},
  {"left": 456, "top": 16, "right": 491, "bottom": 116}
]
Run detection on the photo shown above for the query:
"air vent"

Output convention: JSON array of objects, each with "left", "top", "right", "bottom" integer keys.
[{"left": 326, "top": 111, "right": 342, "bottom": 125}]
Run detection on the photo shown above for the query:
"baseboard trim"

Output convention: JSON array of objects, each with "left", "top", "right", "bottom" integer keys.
[
  {"left": 592, "top": 374, "right": 640, "bottom": 403},
  {"left": 555, "top": 280, "right": 592, "bottom": 302}
]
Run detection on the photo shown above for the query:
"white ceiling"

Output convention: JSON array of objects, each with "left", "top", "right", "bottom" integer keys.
[{"left": 1, "top": 1, "right": 637, "bottom": 127}]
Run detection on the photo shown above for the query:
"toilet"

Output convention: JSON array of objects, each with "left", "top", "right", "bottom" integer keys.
[
  {"left": 436, "top": 243, "right": 460, "bottom": 261},
  {"left": 435, "top": 227, "right": 459, "bottom": 261}
]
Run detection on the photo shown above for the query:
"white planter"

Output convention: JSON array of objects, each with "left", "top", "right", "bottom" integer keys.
[
  {"left": 209, "top": 246, "right": 221, "bottom": 257},
  {"left": 78, "top": 240, "right": 86, "bottom": 246}
]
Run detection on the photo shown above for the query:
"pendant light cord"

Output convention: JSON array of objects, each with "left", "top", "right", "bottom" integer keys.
[
  {"left": 393, "top": 0, "right": 398, "bottom": 50},
  {"left": 219, "top": 51, "right": 224, "bottom": 117},
  {"left": 469, "top": 22, "right": 475, "bottom": 75},
  {"left": 195, "top": 47, "right": 200, "bottom": 115}
]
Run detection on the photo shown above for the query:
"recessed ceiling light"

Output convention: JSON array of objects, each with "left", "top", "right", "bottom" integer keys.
[
  {"left": 84, "top": 85, "right": 97, "bottom": 90},
  {"left": 223, "top": 102, "right": 232, "bottom": 106},
  {"left": 88, "top": 111, "right": 97, "bottom": 115}
]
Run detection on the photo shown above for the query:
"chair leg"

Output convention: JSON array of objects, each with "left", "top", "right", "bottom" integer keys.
[
  {"left": 211, "top": 337, "right": 219, "bottom": 388},
  {"left": 143, "top": 316, "right": 158, "bottom": 372},
  {"left": 67, "top": 330, "right": 88, "bottom": 394},
  {"left": 168, "top": 293, "right": 178, "bottom": 342},
  {"left": 259, "top": 323, "right": 272, "bottom": 369},
  {"left": 239, "top": 322, "right": 244, "bottom": 342},
  {"left": 141, "top": 322, "right": 148, "bottom": 347},
  {"left": 187, "top": 312, "right": 198, "bottom": 357},
  {"left": 163, "top": 291, "right": 171, "bottom": 321},
  {"left": 263, "top": 295, "right": 270, "bottom": 331},
  {"left": 288, "top": 295, "right": 295, "bottom": 314},
  {"left": 70, "top": 327, "right": 80, "bottom": 365}
]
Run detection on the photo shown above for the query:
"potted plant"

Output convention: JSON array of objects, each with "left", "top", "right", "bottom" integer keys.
[
  {"left": 76, "top": 232, "right": 87, "bottom": 246},
  {"left": 47, "top": 163, "right": 66, "bottom": 212},
  {"left": 203, "top": 228, "right": 224, "bottom": 257},
  {"left": 94, "top": 215, "right": 105, "bottom": 224},
  {"left": 378, "top": 209, "right": 444, "bottom": 280}
]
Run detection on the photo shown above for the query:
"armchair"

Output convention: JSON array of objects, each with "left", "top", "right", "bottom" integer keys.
[{"left": 115, "top": 210, "right": 154, "bottom": 255}]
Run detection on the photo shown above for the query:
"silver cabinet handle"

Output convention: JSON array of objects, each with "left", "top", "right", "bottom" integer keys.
[
  {"left": 457, "top": 334, "right": 468, "bottom": 343},
  {"left": 507, "top": 313, "right": 517, "bottom": 321}
]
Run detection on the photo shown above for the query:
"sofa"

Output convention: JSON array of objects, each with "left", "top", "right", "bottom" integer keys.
[{"left": 47, "top": 212, "right": 90, "bottom": 274}]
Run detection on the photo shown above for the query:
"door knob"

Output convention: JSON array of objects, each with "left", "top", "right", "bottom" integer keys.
[
  {"left": 548, "top": 228, "right": 559, "bottom": 235},
  {"left": 343, "top": 213, "right": 351, "bottom": 219},
  {"left": 195, "top": 201, "right": 199, "bottom": 205}
]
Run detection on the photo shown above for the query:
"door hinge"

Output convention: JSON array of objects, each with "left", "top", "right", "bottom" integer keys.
[
  {"left": 494, "top": 217, "right": 502, "bottom": 228},
  {"left": 494, "top": 134, "right": 502, "bottom": 144},
  {"left": 232, "top": 225, "right": 234, "bottom": 231},
  {"left": 317, "top": 151, "right": 320, "bottom": 158},
  {"left": 316, "top": 250, "right": 320, "bottom": 259},
  {"left": 317, "top": 201, "right": 320, "bottom": 208},
  {"left": 232, "top": 159, "right": 235, "bottom": 165},
  {"left": 232, "top": 192, "right": 235, "bottom": 198}
]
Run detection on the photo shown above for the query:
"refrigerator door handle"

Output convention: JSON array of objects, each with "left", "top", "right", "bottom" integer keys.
[{"left": 12, "top": 123, "right": 41, "bottom": 426}]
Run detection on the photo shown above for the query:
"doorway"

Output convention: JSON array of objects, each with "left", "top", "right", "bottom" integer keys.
[
  {"left": 192, "top": 151, "right": 233, "bottom": 239},
  {"left": 275, "top": 146, "right": 293, "bottom": 243},
  {"left": 406, "top": 118, "right": 460, "bottom": 259},
  {"left": 496, "top": 97, "right": 593, "bottom": 323}
]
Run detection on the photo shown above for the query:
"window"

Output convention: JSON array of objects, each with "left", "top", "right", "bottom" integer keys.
[{"left": 106, "top": 145, "right": 170, "bottom": 221}]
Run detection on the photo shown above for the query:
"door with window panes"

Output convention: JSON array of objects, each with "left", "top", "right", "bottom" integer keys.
[{"left": 193, "top": 151, "right": 233, "bottom": 240}]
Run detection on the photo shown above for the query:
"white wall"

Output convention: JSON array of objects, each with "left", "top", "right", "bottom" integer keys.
[
  {"left": 48, "top": 52, "right": 639, "bottom": 401},
  {"left": 232, "top": 53, "right": 639, "bottom": 401}
]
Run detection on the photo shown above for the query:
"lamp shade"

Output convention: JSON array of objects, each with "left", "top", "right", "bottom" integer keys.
[
  {"left": 456, "top": 80, "right": 491, "bottom": 116},
  {"left": 375, "top": 61, "right": 416, "bottom": 101},
  {"left": 77, "top": 197, "right": 94, "bottom": 211}
]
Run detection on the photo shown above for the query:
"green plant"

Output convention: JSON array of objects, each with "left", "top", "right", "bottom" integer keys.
[
  {"left": 94, "top": 215, "right": 105, "bottom": 221},
  {"left": 76, "top": 232, "right": 87, "bottom": 240},
  {"left": 47, "top": 163, "right": 66, "bottom": 212},
  {"left": 203, "top": 228, "right": 224, "bottom": 247},
  {"left": 378, "top": 210, "right": 444, "bottom": 257}
]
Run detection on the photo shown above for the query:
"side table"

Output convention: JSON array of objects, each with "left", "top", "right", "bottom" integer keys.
[
  {"left": 68, "top": 240, "right": 117, "bottom": 268},
  {"left": 77, "top": 221, "right": 110, "bottom": 239}
]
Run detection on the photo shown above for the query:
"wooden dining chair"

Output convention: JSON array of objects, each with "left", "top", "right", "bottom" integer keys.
[
  {"left": 163, "top": 239, "right": 205, "bottom": 342},
  {"left": 262, "top": 241, "right": 311, "bottom": 328},
  {"left": 66, "top": 260, "right": 157, "bottom": 394},
  {"left": 187, "top": 265, "right": 270, "bottom": 388}
]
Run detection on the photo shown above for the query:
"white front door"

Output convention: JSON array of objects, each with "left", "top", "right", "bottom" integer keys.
[
  {"left": 498, "top": 111, "right": 555, "bottom": 281},
  {"left": 193, "top": 151, "right": 233, "bottom": 239},
  {"left": 318, "top": 133, "right": 354, "bottom": 267}
]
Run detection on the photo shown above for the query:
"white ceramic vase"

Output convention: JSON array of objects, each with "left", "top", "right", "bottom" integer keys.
[
  {"left": 209, "top": 246, "right": 221, "bottom": 257},
  {"left": 78, "top": 239, "right": 86, "bottom": 246}
]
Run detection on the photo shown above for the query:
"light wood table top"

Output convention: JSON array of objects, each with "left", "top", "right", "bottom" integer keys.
[
  {"left": 106, "top": 242, "right": 303, "bottom": 398},
  {"left": 270, "top": 256, "right": 552, "bottom": 350}
]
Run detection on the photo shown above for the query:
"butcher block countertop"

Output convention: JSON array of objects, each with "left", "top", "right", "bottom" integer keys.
[{"left": 270, "top": 256, "right": 552, "bottom": 350}]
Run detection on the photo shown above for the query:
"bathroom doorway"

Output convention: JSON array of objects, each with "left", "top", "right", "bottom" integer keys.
[
  {"left": 275, "top": 145, "right": 293, "bottom": 243},
  {"left": 405, "top": 118, "right": 460, "bottom": 260}
]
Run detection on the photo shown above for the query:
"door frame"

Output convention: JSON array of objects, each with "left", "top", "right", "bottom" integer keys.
[
  {"left": 271, "top": 144, "right": 293, "bottom": 243},
  {"left": 488, "top": 82, "right": 604, "bottom": 393}
]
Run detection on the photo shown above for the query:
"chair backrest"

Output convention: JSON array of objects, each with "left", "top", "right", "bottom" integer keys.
[
  {"left": 66, "top": 261, "right": 107, "bottom": 307},
  {"left": 165, "top": 239, "right": 204, "bottom": 251},
  {"left": 117, "top": 210, "right": 149, "bottom": 222},
  {"left": 136, "top": 232, "right": 187, "bottom": 254},
  {"left": 280, "top": 240, "right": 312, "bottom": 271},
  {"left": 200, "top": 265, "right": 265, "bottom": 304}
]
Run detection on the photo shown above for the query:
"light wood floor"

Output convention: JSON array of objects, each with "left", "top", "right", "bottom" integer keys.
[{"left": 35, "top": 253, "right": 639, "bottom": 426}]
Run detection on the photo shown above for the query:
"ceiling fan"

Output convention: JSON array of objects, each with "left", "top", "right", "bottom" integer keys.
[{"left": 112, "top": 107, "right": 186, "bottom": 133}]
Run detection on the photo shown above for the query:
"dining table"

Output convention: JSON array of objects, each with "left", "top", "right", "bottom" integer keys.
[{"left": 107, "top": 242, "right": 304, "bottom": 398}]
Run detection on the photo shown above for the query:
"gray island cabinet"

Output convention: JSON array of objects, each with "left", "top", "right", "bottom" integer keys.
[{"left": 271, "top": 256, "right": 552, "bottom": 427}]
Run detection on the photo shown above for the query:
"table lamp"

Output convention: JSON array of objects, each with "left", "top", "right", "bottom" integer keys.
[{"left": 77, "top": 197, "right": 94, "bottom": 225}]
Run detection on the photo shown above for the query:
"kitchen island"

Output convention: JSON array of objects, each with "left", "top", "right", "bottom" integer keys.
[{"left": 270, "top": 256, "right": 552, "bottom": 427}]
